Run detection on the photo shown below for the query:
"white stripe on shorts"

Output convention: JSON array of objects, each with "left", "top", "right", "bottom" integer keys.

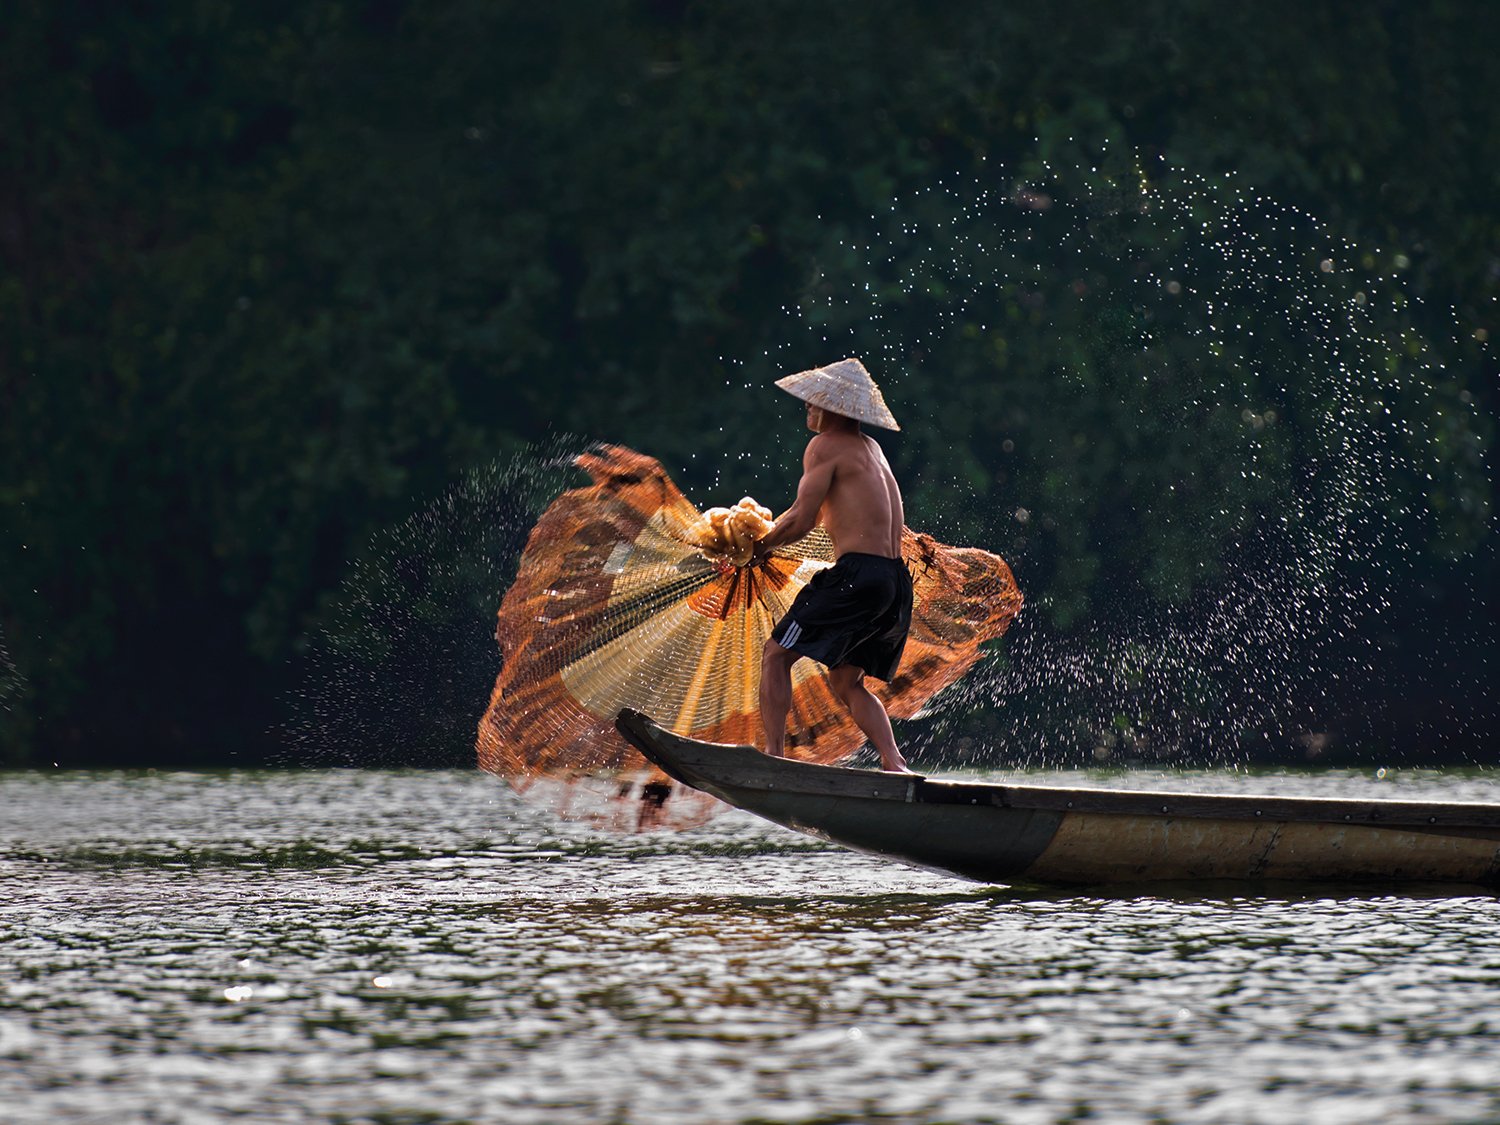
[{"left": 781, "top": 620, "right": 802, "bottom": 648}]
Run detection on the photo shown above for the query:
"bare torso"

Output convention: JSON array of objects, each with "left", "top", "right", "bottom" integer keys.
[
  {"left": 809, "top": 429, "right": 904, "bottom": 558},
  {"left": 755, "top": 405, "right": 905, "bottom": 563}
]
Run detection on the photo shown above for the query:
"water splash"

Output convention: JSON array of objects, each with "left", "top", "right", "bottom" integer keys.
[
  {"left": 287, "top": 157, "right": 1490, "bottom": 775},
  {"left": 283, "top": 435, "right": 586, "bottom": 768},
  {"left": 0, "top": 627, "right": 20, "bottom": 717},
  {"left": 747, "top": 156, "right": 1490, "bottom": 766},
  {"left": 0, "top": 630, "right": 26, "bottom": 774}
]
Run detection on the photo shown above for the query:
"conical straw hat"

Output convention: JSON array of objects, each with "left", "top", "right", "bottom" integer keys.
[{"left": 774, "top": 357, "right": 900, "bottom": 431}]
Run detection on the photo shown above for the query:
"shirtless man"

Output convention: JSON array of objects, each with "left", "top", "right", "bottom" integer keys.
[{"left": 753, "top": 358, "right": 914, "bottom": 772}]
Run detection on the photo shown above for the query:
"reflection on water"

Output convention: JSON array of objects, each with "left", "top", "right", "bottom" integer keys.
[{"left": 2, "top": 769, "right": 1498, "bottom": 1124}]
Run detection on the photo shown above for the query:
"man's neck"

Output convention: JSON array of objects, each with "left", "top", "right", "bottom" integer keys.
[{"left": 819, "top": 416, "right": 861, "bottom": 436}]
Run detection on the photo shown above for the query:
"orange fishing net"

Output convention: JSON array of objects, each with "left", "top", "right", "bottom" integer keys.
[{"left": 476, "top": 444, "right": 1021, "bottom": 825}]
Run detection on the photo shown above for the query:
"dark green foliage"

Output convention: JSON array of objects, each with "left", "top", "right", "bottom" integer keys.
[{"left": 1, "top": 1, "right": 1494, "bottom": 764}]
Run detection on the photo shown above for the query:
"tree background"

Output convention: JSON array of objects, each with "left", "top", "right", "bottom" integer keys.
[{"left": 2, "top": 0, "right": 1494, "bottom": 767}]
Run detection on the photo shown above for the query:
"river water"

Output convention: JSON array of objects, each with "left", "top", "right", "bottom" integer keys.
[{"left": 2, "top": 767, "right": 1498, "bottom": 1124}]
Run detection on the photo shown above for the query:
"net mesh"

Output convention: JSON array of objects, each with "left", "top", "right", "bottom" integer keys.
[{"left": 476, "top": 444, "right": 1022, "bottom": 824}]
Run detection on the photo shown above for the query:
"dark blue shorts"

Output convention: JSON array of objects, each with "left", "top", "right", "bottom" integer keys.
[{"left": 770, "top": 552, "right": 914, "bottom": 681}]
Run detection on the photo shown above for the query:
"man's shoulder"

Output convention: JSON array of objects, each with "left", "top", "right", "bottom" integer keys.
[
  {"left": 806, "top": 430, "right": 863, "bottom": 457},
  {"left": 803, "top": 432, "right": 834, "bottom": 462}
]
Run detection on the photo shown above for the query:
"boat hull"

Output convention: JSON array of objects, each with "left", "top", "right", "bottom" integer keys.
[{"left": 615, "top": 710, "right": 1500, "bottom": 888}]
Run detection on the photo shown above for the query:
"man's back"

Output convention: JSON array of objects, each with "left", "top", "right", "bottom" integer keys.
[{"left": 809, "top": 429, "right": 904, "bottom": 559}]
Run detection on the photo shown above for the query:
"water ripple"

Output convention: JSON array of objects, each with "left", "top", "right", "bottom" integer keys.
[{"left": 2, "top": 770, "right": 1498, "bottom": 1123}]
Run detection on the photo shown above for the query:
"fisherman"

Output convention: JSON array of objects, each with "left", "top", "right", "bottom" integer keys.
[{"left": 752, "top": 358, "right": 914, "bottom": 773}]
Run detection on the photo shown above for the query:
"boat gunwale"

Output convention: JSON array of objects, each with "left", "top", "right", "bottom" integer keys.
[{"left": 616, "top": 709, "right": 1500, "bottom": 831}]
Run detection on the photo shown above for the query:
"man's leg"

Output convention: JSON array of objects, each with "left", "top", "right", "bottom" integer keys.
[
  {"left": 759, "top": 638, "right": 800, "bottom": 757},
  {"left": 826, "top": 664, "right": 910, "bottom": 772}
]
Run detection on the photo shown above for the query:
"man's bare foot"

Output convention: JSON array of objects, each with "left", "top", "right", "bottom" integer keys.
[{"left": 880, "top": 753, "right": 913, "bottom": 773}]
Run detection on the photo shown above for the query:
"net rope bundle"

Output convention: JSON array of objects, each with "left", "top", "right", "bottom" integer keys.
[{"left": 476, "top": 444, "right": 1021, "bottom": 826}]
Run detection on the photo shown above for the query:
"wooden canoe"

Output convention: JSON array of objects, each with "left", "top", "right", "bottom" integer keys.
[{"left": 615, "top": 709, "right": 1500, "bottom": 889}]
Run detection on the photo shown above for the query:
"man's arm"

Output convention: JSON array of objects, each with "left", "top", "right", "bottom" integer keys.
[{"left": 755, "top": 439, "right": 835, "bottom": 554}]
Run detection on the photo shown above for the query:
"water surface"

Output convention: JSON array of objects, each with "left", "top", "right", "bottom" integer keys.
[{"left": 3, "top": 768, "right": 1498, "bottom": 1123}]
